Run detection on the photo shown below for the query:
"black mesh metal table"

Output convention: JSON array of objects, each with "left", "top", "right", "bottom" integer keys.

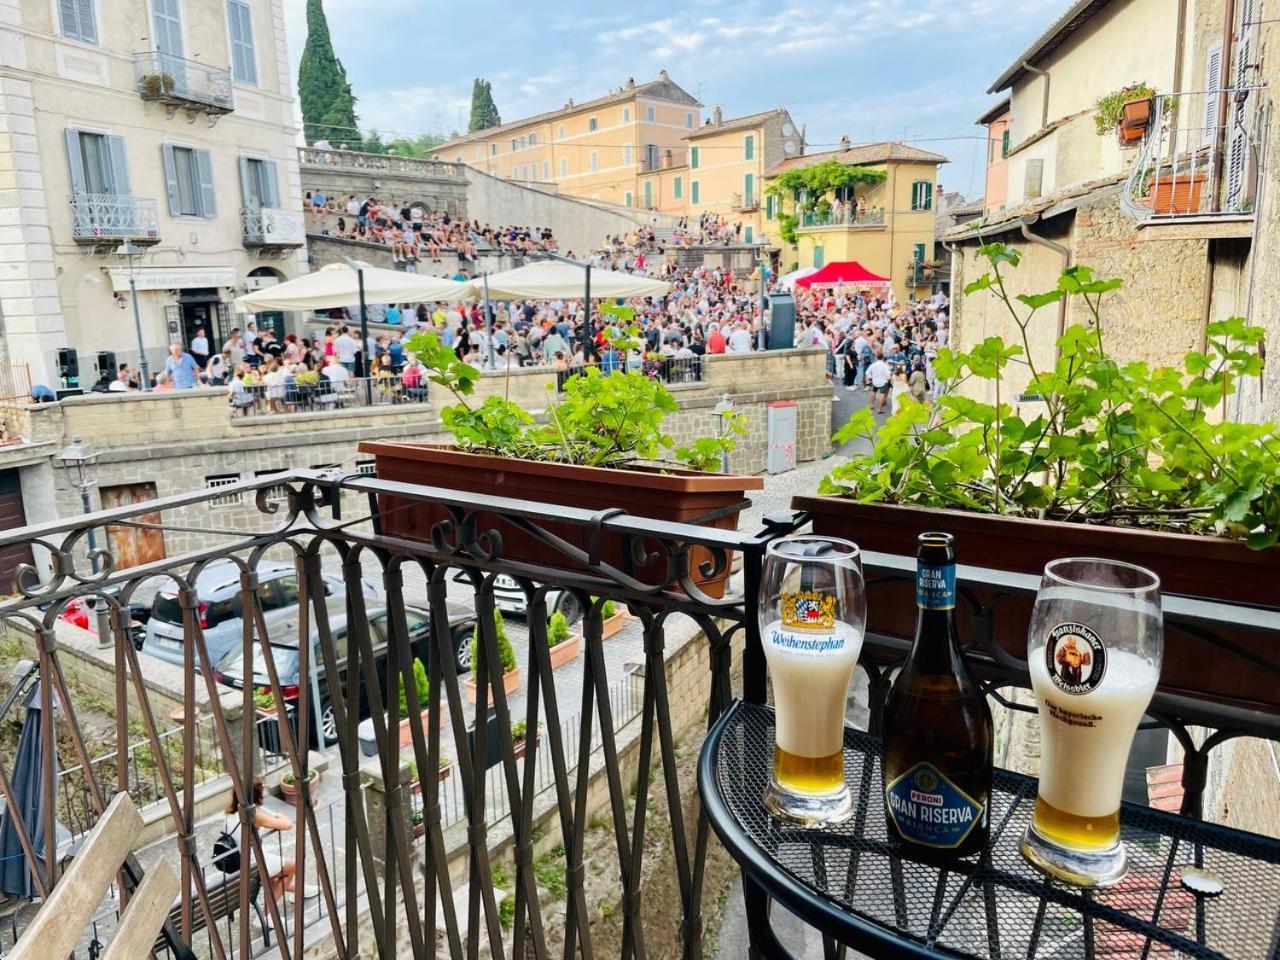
[{"left": 699, "top": 700, "right": 1280, "bottom": 960}]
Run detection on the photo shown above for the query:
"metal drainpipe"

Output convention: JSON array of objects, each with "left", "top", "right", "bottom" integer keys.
[
  {"left": 1022, "top": 62, "right": 1051, "bottom": 129},
  {"left": 1019, "top": 218, "right": 1071, "bottom": 355}
]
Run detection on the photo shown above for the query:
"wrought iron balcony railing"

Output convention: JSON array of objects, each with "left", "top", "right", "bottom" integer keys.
[
  {"left": 1121, "top": 87, "right": 1267, "bottom": 224},
  {"left": 799, "top": 208, "right": 886, "bottom": 229},
  {"left": 133, "top": 51, "right": 234, "bottom": 116},
  {"left": 241, "top": 207, "right": 305, "bottom": 248},
  {"left": 69, "top": 193, "right": 159, "bottom": 245},
  {"left": 732, "top": 192, "right": 759, "bottom": 212},
  {"left": 0, "top": 471, "right": 1273, "bottom": 957}
]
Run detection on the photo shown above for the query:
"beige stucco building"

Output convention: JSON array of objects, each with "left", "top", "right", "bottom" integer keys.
[
  {"left": 0, "top": 0, "right": 306, "bottom": 390},
  {"left": 948, "top": 0, "right": 1266, "bottom": 414},
  {"left": 430, "top": 72, "right": 702, "bottom": 212}
]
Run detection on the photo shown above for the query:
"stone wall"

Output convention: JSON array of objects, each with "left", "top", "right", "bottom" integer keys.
[
  {"left": 50, "top": 350, "right": 830, "bottom": 557},
  {"left": 305, "top": 232, "right": 515, "bottom": 280},
  {"left": 298, "top": 149, "right": 469, "bottom": 219},
  {"left": 1248, "top": 17, "right": 1280, "bottom": 422},
  {"left": 463, "top": 167, "right": 680, "bottom": 254},
  {"left": 950, "top": 188, "right": 1209, "bottom": 404}
]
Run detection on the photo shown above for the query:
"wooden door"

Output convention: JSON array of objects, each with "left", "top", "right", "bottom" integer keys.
[
  {"left": 99, "top": 483, "right": 165, "bottom": 568},
  {"left": 0, "top": 470, "right": 34, "bottom": 595}
]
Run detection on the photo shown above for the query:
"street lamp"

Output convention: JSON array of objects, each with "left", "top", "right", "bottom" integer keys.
[
  {"left": 118, "top": 240, "right": 152, "bottom": 391},
  {"left": 56, "top": 437, "right": 111, "bottom": 645},
  {"left": 713, "top": 393, "right": 734, "bottom": 474}
]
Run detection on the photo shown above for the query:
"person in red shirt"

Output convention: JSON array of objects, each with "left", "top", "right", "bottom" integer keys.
[{"left": 706, "top": 324, "right": 727, "bottom": 354}]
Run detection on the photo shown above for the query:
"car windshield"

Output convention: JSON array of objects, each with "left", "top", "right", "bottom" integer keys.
[{"left": 218, "top": 643, "right": 299, "bottom": 685}]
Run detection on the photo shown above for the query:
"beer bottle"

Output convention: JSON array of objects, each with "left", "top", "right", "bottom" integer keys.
[{"left": 882, "top": 532, "right": 993, "bottom": 859}]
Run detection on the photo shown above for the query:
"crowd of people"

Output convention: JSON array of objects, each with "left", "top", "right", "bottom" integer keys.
[
  {"left": 304, "top": 190, "right": 558, "bottom": 262},
  {"left": 90, "top": 212, "right": 949, "bottom": 415}
]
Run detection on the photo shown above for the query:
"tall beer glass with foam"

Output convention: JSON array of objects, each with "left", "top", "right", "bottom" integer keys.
[{"left": 760, "top": 536, "right": 866, "bottom": 825}]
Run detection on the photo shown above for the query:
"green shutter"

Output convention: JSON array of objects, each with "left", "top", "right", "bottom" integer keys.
[
  {"left": 691, "top": 146, "right": 699, "bottom": 169},
  {"left": 1001, "top": 130, "right": 1010, "bottom": 158},
  {"left": 625, "top": 192, "right": 632, "bottom": 207},
  {"left": 744, "top": 225, "right": 753, "bottom": 244},
  {"left": 913, "top": 243, "right": 925, "bottom": 263},
  {"left": 674, "top": 176, "right": 682, "bottom": 199},
  {"left": 925, "top": 182, "right": 933, "bottom": 210},
  {"left": 744, "top": 173, "right": 754, "bottom": 205},
  {"left": 814, "top": 246, "right": 825, "bottom": 268},
  {"left": 644, "top": 181, "right": 652, "bottom": 207},
  {"left": 765, "top": 194, "right": 774, "bottom": 218},
  {"left": 744, "top": 135, "right": 754, "bottom": 160},
  {"left": 691, "top": 181, "right": 699, "bottom": 204}
]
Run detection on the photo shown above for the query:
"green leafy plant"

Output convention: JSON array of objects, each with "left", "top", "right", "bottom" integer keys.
[
  {"left": 294, "top": 370, "right": 319, "bottom": 386},
  {"left": 510, "top": 719, "right": 540, "bottom": 744},
  {"left": 777, "top": 212, "right": 799, "bottom": 247},
  {"left": 253, "top": 688, "right": 276, "bottom": 711},
  {"left": 547, "top": 610, "right": 571, "bottom": 648},
  {"left": 821, "top": 242, "right": 1279, "bottom": 548},
  {"left": 1093, "top": 82, "right": 1157, "bottom": 134},
  {"left": 676, "top": 411, "right": 747, "bottom": 472},
  {"left": 766, "top": 159, "right": 888, "bottom": 212},
  {"left": 396, "top": 657, "right": 430, "bottom": 716},
  {"left": 282, "top": 768, "right": 319, "bottom": 787},
  {"left": 600, "top": 599, "right": 618, "bottom": 619},
  {"left": 470, "top": 610, "right": 517, "bottom": 675},
  {"left": 403, "top": 329, "right": 742, "bottom": 470}
]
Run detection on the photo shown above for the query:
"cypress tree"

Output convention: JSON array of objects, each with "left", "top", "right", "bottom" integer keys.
[
  {"left": 297, "top": 0, "right": 360, "bottom": 147},
  {"left": 468, "top": 79, "right": 501, "bottom": 132}
]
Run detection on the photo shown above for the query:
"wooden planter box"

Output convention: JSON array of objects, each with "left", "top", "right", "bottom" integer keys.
[
  {"left": 548, "top": 634, "right": 581, "bottom": 669},
  {"left": 464, "top": 666, "right": 521, "bottom": 704},
  {"left": 357, "top": 443, "right": 764, "bottom": 598},
  {"left": 794, "top": 495, "right": 1280, "bottom": 715},
  {"left": 1143, "top": 171, "right": 1206, "bottom": 214},
  {"left": 600, "top": 611, "right": 627, "bottom": 640}
]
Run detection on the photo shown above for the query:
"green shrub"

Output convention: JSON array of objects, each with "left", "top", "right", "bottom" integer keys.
[
  {"left": 601, "top": 599, "right": 617, "bottom": 619},
  {"left": 396, "top": 657, "right": 429, "bottom": 716},
  {"left": 471, "top": 611, "right": 517, "bottom": 674},
  {"left": 547, "top": 610, "right": 571, "bottom": 647}
]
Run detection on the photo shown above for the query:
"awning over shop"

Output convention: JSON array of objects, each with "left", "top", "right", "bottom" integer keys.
[
  {"left": 793, "top": 261, "right": 892, "bottom": 288},
  {"left": 106, "top": 265, "right": 237, "bottom": 293}
]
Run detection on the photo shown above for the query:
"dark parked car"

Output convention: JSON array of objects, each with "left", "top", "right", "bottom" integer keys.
[{"left": 214, "top": 599, "right": 475, "bottom": 745}]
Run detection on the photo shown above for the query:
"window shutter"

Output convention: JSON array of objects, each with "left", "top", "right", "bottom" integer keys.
[
  {"left": 196, "top": 149, "right": 217, "bottom": 217},
  {"left": 1203, "top": 44, "right": 1223, "bottom": 143},
  {"left": 65, "top": 129, "right": 87, "bottom": 195},
  {"left": 263, "top": 160, "right": 280, "bottom": 208},
  {"left": 691, "top": 147, "right": 699, "bottom": 169},
  {"left": 745, "top": 136, "right": 754, "bottom": 160},
  {"left": 161, "top": 144, "right": 180, "bottom": 214},
  {"left": 910, "top": 181, "right": 919, "bottom": 209},
  {"left": 238, "top": 155, "right": 253, "bottom": 207},
  {"left": 106, "top": 136, "right": 131, "bottom": 195},
  {"left": 924, "top": 182, "right": 933, "bottom": 210},
  {"left": 674, "top": 177, "right": 682, "bottom": 200},
  {"left": 229, "top": 1, "right": 258, "bottom": 85}
]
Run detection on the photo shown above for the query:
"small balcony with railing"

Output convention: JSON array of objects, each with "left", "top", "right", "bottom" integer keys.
[
  {"left": 798, "top": 206, "right": 886, "bottom": 230},
  {"left": 1121, "top": 87, "right": 1266, "bottom": 229},
  {"left": 732, "top": 191, "right": 759, "bottom": 213},
  {"left": 241, "top": 207, "right": 305, "bottom": 251},
  {"left": 69, "top": 193, "right": 159, "bottom": 248},
  {"left": 133, "top": 52, "right": 234, "bottom": 120}
]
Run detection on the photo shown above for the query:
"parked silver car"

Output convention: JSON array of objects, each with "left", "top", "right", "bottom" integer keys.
[
  {"left": 491, "top": 574, "right": 582, "bottom": 623},
  {"left": 143, "top": 561, "right": 380, "bottom": 669}
]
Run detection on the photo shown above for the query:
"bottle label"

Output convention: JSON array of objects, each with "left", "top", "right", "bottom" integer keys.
[
  {"left": 916, "top": 563, "right": 956, "bottom": 610},
  {"left": 885, "top": 762, "right": 984, "bottom": 849}
]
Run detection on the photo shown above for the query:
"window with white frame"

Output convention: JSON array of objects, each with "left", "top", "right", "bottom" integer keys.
[
  {"left": 590, "top": 151, "right": 598, "bottom": 172},
  {"left": 163, "top": 144, "right": 216, "bottom": 217},
  {"left": 685, "top": 111, "right": 694, "bottom": 128},
  {"left": 529, "top": 132, "right": 537, "bottom": 145},
  {"left": 623, "top": 143, "right": 632, "bottom": 165},
  {"left": 59, "top": 0, "right": 98, "bottom": 44},
  {"left": 558, "top": 123, "right": 566, "bottom": 138},
  {"left": 623, "top": 107, "right": 631, "bottom": 122},
  {"left": 646, "top": 105, "right": 656, "bottom": 122},
  {"left": 206, "top": 474, "right": 242, "bottom": 505},
  {"left": 588, "top": 117, "right": 598, "bottom": 132}
]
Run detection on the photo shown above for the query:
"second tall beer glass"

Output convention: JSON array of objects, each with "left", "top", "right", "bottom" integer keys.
[
  {"left": 1021, "top": 558, "right": 1163, "bottom": 887},
  {"left": 760, "top": 536, "right": 866, "bottom": 824}
]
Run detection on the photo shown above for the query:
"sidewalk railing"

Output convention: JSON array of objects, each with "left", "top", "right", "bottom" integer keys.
[
  {"left": 231, "top": 373, "right": 428, "bottom": 417},
  {"left": 555, "top": 355, "right": 704, "bottom": 392}
]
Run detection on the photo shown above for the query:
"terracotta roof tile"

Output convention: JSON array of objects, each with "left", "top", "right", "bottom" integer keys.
[{"left": 766, "top": 141, "right": 948, "bottom": 176}]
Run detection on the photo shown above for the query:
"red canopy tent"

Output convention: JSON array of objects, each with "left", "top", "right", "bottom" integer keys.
[{"left": 793, "top": 261, "right": 891, "bottom": 288}]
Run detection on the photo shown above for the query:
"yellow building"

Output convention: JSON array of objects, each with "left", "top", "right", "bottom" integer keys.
[
  {"left": 766, "top": 141, "right": 947, "bottom": 303},
  {"left": 674, "top": 107, "right": 799, "bottom": 245},
  {"left": 430, "top": 72, "right": 702, "bottom": 209}
]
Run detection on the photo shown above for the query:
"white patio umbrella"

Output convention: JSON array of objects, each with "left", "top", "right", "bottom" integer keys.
[
  {"left": 471, "top": 258, "right": 670, "bottom": 368},
  {"left": 233, "top": 261, "right": 472, "bottom": 312},
  {"left": 478, "top": 260, "right": 671, "bottom": 300},
  {"left": 778, "top": 266, "right": 819, "bottom": 291}
]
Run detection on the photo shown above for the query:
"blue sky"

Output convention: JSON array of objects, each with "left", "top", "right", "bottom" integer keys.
[{"left": 283, "top": 0, "right": 1066, "bottom": 200}]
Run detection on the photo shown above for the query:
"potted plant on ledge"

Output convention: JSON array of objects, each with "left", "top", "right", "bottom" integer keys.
[
  {"left": 598, "top": 599, "right": 626, "bottom": 641},
  {"left": 395, "top": 657, "right": 438, "bottom": 748},
  {"left": 547, "top": 610, "right": 580, "bottom": 669},
  {"left": 465, "top": 611, "right": 520, "bottom": 704},
  {"left": 794, "top": 242, "right": 1278, "bottom": 708},
  {"left": 280, "top": 767, "right": 320, "bottom": 803},
  {"left": 511, "top": 720, "right": 541, "bottom": 760},
  {"left": 1094, "top": 82, "right": 1157, "bottom": 145},
  {"left": 358, "top": 328, "right": 761, "bottom": 597}
]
